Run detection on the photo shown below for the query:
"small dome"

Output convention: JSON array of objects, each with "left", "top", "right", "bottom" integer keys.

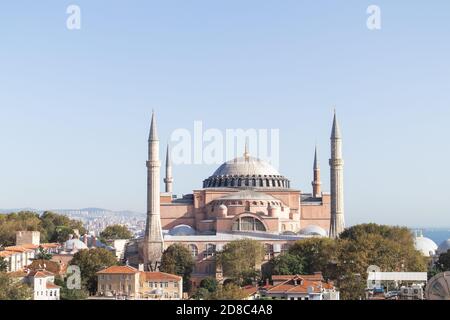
[
  {"left": 299, "top": 225, "right": 328, "bottom": 237},
  {"left": 437, "top": 239, "right": 450, "bottom": 255},
  {"left": 169, "top": 225, "right": 196, "bottom": 236},
  {"left": 414, "top": 236, "right": 438, "bottom": 257},
  {"left": 65, "top": 238, "right": 88, "bottom": 251}
]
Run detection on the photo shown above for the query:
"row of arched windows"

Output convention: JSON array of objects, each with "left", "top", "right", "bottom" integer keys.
[
  {"left": 204, "top": 177, "right": 290, "bottom": 189},
  {"left": 188, "top": 244, "right": 216, "bottom": 258}
]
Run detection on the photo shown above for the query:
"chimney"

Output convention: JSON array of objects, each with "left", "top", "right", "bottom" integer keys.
[{"left": 138, "top": 264, "right": 145, "bottom": 272}]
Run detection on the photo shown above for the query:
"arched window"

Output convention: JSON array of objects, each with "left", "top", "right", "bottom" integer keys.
[
  {"left": 264, "top": 243, "right": 274, "bottom": 258},
  {"left": 232, "top": 216, "right": 266, "bottom": 232},
  {"left": 188, "top": 244, "right": 198, "bottom": 257},
  {"left": 204, "top": 244, "right": 216, "bottom": 258}
]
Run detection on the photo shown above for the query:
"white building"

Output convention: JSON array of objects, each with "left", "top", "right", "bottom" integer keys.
[{"left": 28, "top": 270, "right": 60, "bottom": 301}]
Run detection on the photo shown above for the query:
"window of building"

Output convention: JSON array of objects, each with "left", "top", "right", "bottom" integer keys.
[
  {"left": 232, "top": 217, "right": 266, "bottom": 232},
  {"left": 204, "top": 244, "right": 216, "bottom": 258},
  {"left": 188, "top": 244, "right": 198, "bottom": 257},
  {"left": 165, "top": 282, "right": 169, "bottom": 288},
  {"left": 174, "top": 282, "right": 179, "bottom": 288},
  {"left": 264, "top": 243, "right": 274, "bottom": 259}
]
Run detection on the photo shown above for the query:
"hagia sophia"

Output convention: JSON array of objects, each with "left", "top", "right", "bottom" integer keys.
[{"left": 125, "top": 111, "right": 346, "bottom": 285}]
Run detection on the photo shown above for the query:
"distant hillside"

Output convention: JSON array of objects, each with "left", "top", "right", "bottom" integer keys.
[{"left": 0, "top": 208, "right": 145, "bottom": 218}]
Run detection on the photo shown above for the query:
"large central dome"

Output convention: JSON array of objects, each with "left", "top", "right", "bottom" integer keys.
[
  {"left": 213, "top": 156, "right": 281, "bottom": 176},
  {"left": 203, "top": 152, "right": 291, "bottom": 189}
]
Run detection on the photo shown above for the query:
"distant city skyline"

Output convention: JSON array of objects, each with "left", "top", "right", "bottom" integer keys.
[{"left": 1, "top": 1, "right": 450, "bottom": 227}]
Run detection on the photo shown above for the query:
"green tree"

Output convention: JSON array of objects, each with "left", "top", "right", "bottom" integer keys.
[
  {"left": 0, "top": 273, "right": 33, "bottom": 300},
  {"left": 0, "top": 257, "right": 8, "bottom": 272},
  {"left": 0, "top": 211, "right": 42, "bottom": 246},
  {"left": 192, "top": 278, "right": 219, "bottom": 300},
  {"left": 54, "top": 277, "right": 89, "bottom": 300},
  {"left": 436, "top": 250, "right": 450, "bottom": 272},
  {"left": 35, "top": 246, "right": 53, "bottom": 260},
  {"left": 100, "top": 225, "right": 133, "bottom": 242},
  {"left": 336, "top": 224, "right": 427, "bottom": 300},
  {"left": 0, "top": 211, "right": 86, "bottom": 246},
  {"left": 337, "top": 272, "right": 366, "bottom": 300},
  {"left": 217, "top": 239, "right": 265, "bottom": 286},
  {"left": 200, "top": 277, "right": 219, "bottom": 292},
  {"left": 40, "top": 211, "right": 86, "bottom": 243},
  {"left": 160, "top": 244, "right": 195, "bottom": 292},
  {"left": 287, "top": 238, "right": 338, "bottom": 280},
  {"left": 207, "top": 283, "right": 248, "bottom": 300},
  {"left": 265, "top": 253, "right": 306, "bottom": 278},
  {"left": 70, "top": 248, "right": 118, "bottom": 295}
]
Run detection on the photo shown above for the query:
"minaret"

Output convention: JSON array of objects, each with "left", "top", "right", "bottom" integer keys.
[
  {"left": 312, "top": 146, "right": 322, "bottom": 198},
  {"left": 164, "top": 144, "right": 174, "bottom": 193},
  {"left": 329, "top": 110, "right": 345, "bottom": 239},
  {"left": 144, "top": 111, "right": 164, "bottom": 271},
  {"left": 243, "top": 139, "right": 250, "bottom": 161}
]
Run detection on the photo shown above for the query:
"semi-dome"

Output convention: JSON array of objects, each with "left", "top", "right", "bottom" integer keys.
[
  {"left": 437, "top": 239, "right": 450, "bottom": 255},
  {"left": 169, "top": 225, "right": 196, "bottom": 236},
  {"left": 414, "top": 235, "right": 438, "bottom": 257},
  {"left": 298, "top": 225, "right": 328, "bottom": 237},
  {"left": 203, "top": 153, "right": 291, "bottom": 189}
]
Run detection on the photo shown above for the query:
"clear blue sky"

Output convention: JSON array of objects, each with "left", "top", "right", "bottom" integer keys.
[{"left": 0, "top": 1, "right": 449, "bottom": 227}]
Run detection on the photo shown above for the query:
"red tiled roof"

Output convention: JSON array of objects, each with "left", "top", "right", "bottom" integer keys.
[
  {"left": 21, "top": 244, "right": 40, "bottom": 250},
  {"left": 4, "top": 246, "right": 34, "bottom": 253},
  {"left": 97, "top": 265, "right": 139, "bottom": 275},
  {"left": 266, "top": 275, "right": 335, "bottom": 295},
  {"left": 46, "top": 282, "right": 61, "bottom": 289},
  {"left": 0, "top": 251, "right": 14, "bottom": 258},
  {"left": 272, "top": 273, "right": 324, "bottom": 282},
  {"left": 29, "top": 270, "right": 55, "bottom": 278},
  {"left": 141, "top": 272, "right": 182, "bottom": 281},
  {"left": 40, "top": 243, "right": 60, "bottom": 249},
  {"left": 242, "top": 285, "right": 259, "bottom": 296}
]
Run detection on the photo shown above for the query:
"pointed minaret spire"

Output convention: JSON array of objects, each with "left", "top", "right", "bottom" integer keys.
[
  {"left": 144, "top": 111, "right": 164, "bottom": 271},
  {"left": 243, "top": 138, "right": 250, "bottom": 161},
  {"left": 312, "top": 145, "right": 322, "bottom": 198},
  {"left": 331, "top": 109, "right": 342, "bottom": 139},
  {"left": 164, "top": 143, "right": 174, "bottom": 193},
  {"left": 149, "top": 110, "right": 159, "bottom": 142},
  {"left": 329, "top": 109, "right": 345, "bottom": 239}
]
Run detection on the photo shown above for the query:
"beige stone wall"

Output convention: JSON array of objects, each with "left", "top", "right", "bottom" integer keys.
[
  {"left": 97, "top": 273, "right": 140, "bottom": 297},
  {"left": 139, "top": 278, "right": 182, "bottom": 300}
]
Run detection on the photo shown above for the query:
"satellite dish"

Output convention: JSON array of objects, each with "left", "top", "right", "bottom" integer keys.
[{"left": 425, "top": 272, "right": 450, "bottom": 300}]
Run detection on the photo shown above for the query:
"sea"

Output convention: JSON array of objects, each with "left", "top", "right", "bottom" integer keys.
[{"left": 420, "top": 228, "right": 450, "bottom": 245}]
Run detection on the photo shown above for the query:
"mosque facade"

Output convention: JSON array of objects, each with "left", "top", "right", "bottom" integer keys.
[{"left": 131, "top": 111, "right": 346, "bottom": 285}]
